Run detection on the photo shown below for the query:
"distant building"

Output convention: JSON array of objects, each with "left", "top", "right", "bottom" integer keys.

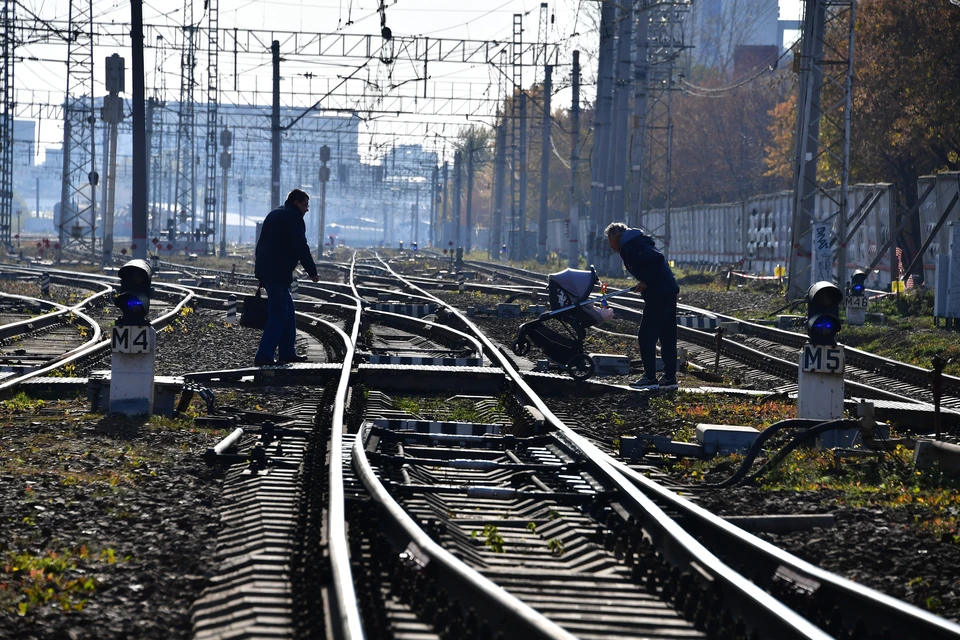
[
  {"left": 42, "top": 147, "right": 63, "bottom": 171},
  {"left": 687, "top": 0, "right": 781, "bottom": 72},
  {"left": 13, "top": 120, "right": 36, "bottom": 166},
  {"left": 382, "top": 145, "right": 438, "bottom": 179}
]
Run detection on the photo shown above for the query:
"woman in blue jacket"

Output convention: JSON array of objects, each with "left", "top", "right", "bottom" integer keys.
[{"left": 605, "top": 222, "right": 679, "bottom": 390}]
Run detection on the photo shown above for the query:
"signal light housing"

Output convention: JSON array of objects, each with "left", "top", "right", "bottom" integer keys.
[
  {"left": 849, "top": 268, "right": 868, "bottom": 297},
  {"left": 806, "top": 281, "right": 843, "bottom": 346},
  {"left": 115, "top": 259, "right": 153, "bottom": 326}
]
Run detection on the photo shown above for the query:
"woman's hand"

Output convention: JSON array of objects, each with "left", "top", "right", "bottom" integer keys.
[{"left": 632, "top": 280, "right": 647, "bottom": 293}]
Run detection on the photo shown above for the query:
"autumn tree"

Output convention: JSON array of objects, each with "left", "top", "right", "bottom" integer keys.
[{"left": 764, "top": 1, "right": 960, "bottom": 271}]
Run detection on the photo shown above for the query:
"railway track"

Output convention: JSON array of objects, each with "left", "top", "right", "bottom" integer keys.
[
  {"left": 175, "top": 253, "right": 960, "bottom": 638},
  {"left": 451, "top": 258, "right": 960, "bottom": 413},
  {"left": 0, "top": 265, "right": 196, "bottom": 394},
  {"left": 31, "top": 254, "right": 944, "bottom": 637}
]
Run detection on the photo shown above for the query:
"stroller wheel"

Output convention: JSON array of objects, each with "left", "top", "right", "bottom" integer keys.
[
  {"left": 512, "top": 338, "right": 531, "bottom": 357},
  {"left": 566, "top": 353, "right": 594, "bottom": 382}
]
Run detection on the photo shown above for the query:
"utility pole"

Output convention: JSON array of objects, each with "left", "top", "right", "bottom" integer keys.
[
  {"left": 440, "top": 160, "right": 449, "bottom": 242},
  {"left": 318, "top": 144, "right": 330, "bottom": 257},
  {"left": 202, "top": 0, "right": 220, "bottom": 255},
  {"left": 412, "top": 188, "right": 419, "bottom": 244},
  {"left": 237, "top": 177, "right": 244, "bottom": 243},
  {"left": 59, "top": 0, "right": 97, "bottom": 262},
  {"left": 588, "top": 0, "right": 616, "bottom": 266},
  {"left": 510, "top": 13, "right": 523, "bottom": 261},
  {"left": 788, "top": 0, "right": 857, "bottom": 298},
  {"left": 537, "top": 65, "right": 552, "bottom": 264},
  {"left": 453, "top": 150, "right": 462, "bottom": 248},
  {"left": 492, "top": 120, "right": 507, "bottom": 259},
  {"left": 519, "top": 91, "right": 528, "bottom": 260},
  {"left": 430, "top": 163, "right": 438, "bottom": 247},
  {"left": 568, "top": 51, "right": 580, "bottom": 269},
  {"left": 219, "top": 127, "right": 232, "bottom": 256},
  {"left": 174, "top": 8, "right": 196, "bottom": 250},
  {"left": 145, "top": 97, "right": 156, "bottom": 234},
  {"left": 102, "top": 54, "right": 124, "bottom": 265},
  {"left": 629, "top": 11, "right": 649, "bottom": 229},
  {"left": 465, "top": 137, "right": 474, "bottom": 252},
  {"left": 130, "top": 3, "right": 147, "bottom": 259},
  {"left": 0, "top": 0, "right": 13, "bottom": 249},
  {"left": 270, "top": 40, "right": 281, "bottom": 209},
  {"left": 606, "top": 0, "right": 635, "bottom": 274}
]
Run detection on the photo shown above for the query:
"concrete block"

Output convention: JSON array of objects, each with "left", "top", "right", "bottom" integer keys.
[
  {"left": 528, "top": 305, "right": 546, "bottom": 315},
  {"left": 719, "top": 321, "right": 740, "bottom": 335},
  {"left": 696, "top": 424, "right": 760, "bottom": 457},
  {"left": 466, "top": 306, "right": 476, "bottom": 317},
  {"left": 677, "top": 315, "right": 718, "bottom": 330},
  {"left": 620, "top": 435, "right": 702, "bottom": 459},
  {"left": 588, "top": 353, "right": 630, "bottom": 376},
  {"left": 497, "top": 303, "right": 522, "bottom": 318},
  {"left": 536, "top": 359, "right": 551, "bottom": 372},
  {"left": 914, "top": 440, "right": 960, "bottom": 472},
  {"left": 178, "top": 278, "right": 198, "bottom": 286}
]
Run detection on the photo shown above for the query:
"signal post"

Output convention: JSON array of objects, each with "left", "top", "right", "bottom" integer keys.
[
  {"left": 797, "top": 281, "right": 845, "bottom": 421},
  {"left": 109, "top": 260, "right": 156, "bottom": 415}
]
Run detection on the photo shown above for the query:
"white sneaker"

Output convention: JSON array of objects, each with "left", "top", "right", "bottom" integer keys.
[{"left": 629, "top": 377, "right": 660, "bottom": 390}]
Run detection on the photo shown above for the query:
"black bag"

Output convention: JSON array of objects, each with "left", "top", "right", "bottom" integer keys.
[{"left": 240, "top": 286, "right": 268, "bottom": 329}]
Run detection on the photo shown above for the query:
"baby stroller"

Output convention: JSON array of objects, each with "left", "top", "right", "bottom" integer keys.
[{"left": 512, "top": 267, "right": 627, "bottom": 381}]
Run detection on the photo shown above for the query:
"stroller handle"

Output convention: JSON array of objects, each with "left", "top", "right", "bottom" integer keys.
[{"left": 542, "top": 286, "right": 635, "bottom": 319}]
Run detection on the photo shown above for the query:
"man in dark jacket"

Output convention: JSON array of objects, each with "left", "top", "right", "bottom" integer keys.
[
  {"left": 605, "top": 222, "right": 680, "bottom": 390},
  {"left": 253, "top": 189, "right": 320, "bottom": 366}
]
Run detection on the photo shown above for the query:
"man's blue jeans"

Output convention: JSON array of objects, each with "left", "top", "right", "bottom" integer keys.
[{"left": 255, "top": 282, "right": 297, "bottom": 362}]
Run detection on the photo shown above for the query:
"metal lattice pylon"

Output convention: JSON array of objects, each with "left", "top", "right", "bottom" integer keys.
[
  {"left": 0, "top": 0, "right": 14, "bottom": 248},
  {"left": 174, "top": 1, "right": 197, "bottom": 249},
  {"left": 639, "top": 0, "right": 692, "bottom": 260},
  {"left": 57, "top": 0, "right": 97, "bottom": 261},
  {"left": 202, "top": 0, "right": 219, "bottom": 255},
  {"left": 787, "top": 0, "right": 857, "bottom": 298},
  {"left": 534, "top": 2, "right": 549, "bottom": 86},
  {"left": 509, "top": 13, "right": 523, "bottom": 259}
]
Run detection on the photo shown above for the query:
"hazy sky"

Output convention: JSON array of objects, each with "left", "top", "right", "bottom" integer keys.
[{"left": 13, "top": 0, "right": 805, "bottom": 159}]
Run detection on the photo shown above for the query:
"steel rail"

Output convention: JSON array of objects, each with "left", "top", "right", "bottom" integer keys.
[
  {"left": 349, "top": 429, "right": 579, "bottom": 640},
  {"left": 372, "top": 255, "right": 833, "bottom": 640},
  {"left": 458, "top": 259, "right": 960, "bottom": 405},
  {"left": 349, "top": 257, "right": 577, "bottom": 640},
  {"left": 408, "top": 257, "right": 960, "bottom": 635},
  {"left": 610, "top": 457, "right": 960, "bottom": 639},
  {"left": 0, "top": 281, "right": 194, "bottom": 393},
  {"left": 325, "top": 254, "right": 365, "bottom": 640},
  {"left": 365, "top": 309, "right": 486, "bottom": 360}
]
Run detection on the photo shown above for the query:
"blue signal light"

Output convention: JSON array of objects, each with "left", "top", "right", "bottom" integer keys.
[
  {"left": 812, "top": 316, "right": 839, "bottom": 334},
  {"left": 122, "top": 297, "right": 144, "bottom": 311},
  {"left": 851, "top": 283, "right": 864, "bottom": 295}
]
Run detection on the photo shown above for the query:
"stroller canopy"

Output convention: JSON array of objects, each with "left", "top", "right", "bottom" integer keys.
[{"left": 548, "top": 268, "right": 598, "bottom": 304}]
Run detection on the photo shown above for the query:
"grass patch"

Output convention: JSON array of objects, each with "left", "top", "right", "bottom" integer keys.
[
  {"left": 393, "top": 395, "right": 506, "bottom": 423},
  {"left": 649, "top": 392, "right": 796, "bottom": 432},
  {"left": 0, "top": 546, "right": 123, "bottom": 615},
  {"left": 0, "top": 392, "right": 46, "bottom": 414},
  {"left": 671, "top": 444, "right": 960, "bottom": 543},
  {"left": 844, "top": 322, "right": 960, "bottom": 376}
]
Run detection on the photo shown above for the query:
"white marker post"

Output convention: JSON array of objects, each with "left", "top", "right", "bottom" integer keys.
[
  {"left": 225, "top": 294, "right": 237, "bottom": 325},
  {"left": 108, "top": 260, "right": 156, "bottom": 415},
  {"left": 797, "top": 343, "right": 845, "bottom": 421},
  {"left": 110, "top": 324, "right": 156, "bottom": 415}
]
